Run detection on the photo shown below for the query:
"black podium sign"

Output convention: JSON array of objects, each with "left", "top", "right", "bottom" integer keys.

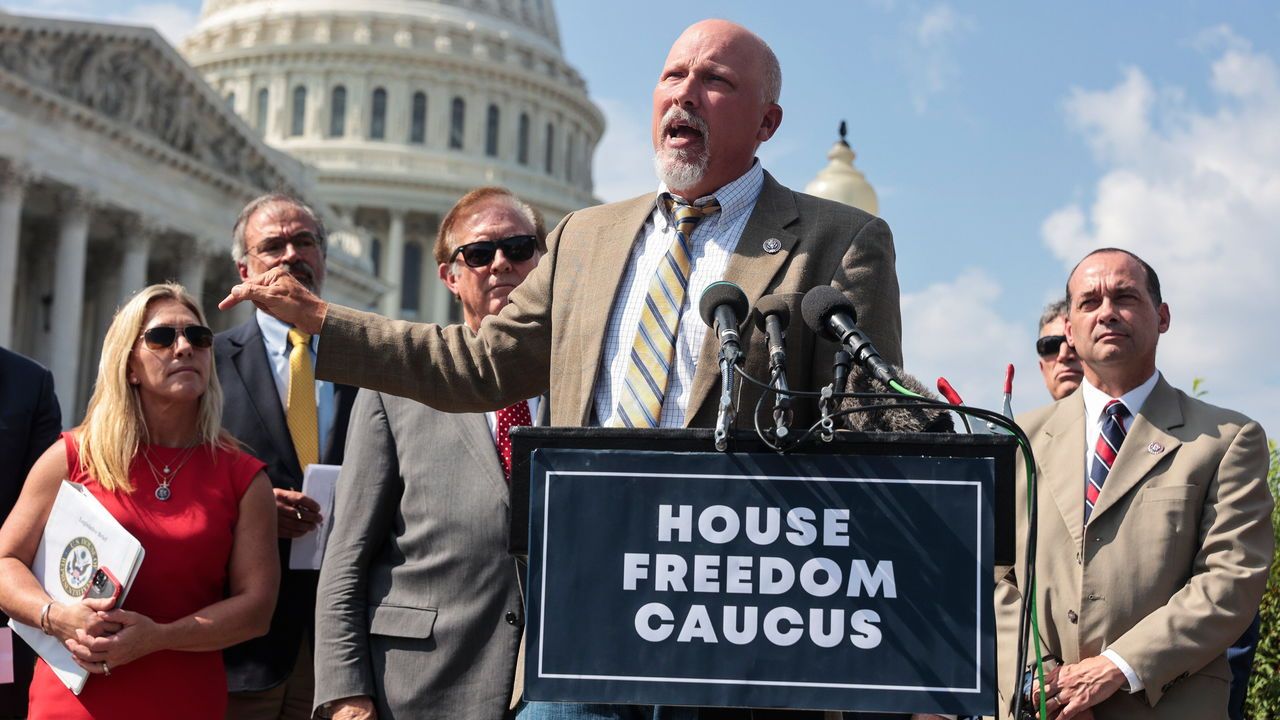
[{"left": 523, "top": 446, "right": 998, "bottom": 715}]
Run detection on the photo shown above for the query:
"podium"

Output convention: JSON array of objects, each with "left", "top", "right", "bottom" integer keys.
[{"left": 509, "top": 428, "right": 1016, "bottom": 716}]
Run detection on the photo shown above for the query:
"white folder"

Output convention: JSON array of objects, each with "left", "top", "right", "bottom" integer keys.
[{"left": 8, "top": 481, "right": 145, "bottom": 695}]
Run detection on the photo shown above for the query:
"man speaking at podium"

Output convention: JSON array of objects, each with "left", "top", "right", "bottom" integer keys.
[
  {"left": 223, "top": 18, "right": 902, "bottom": 720},
  {"left": 220, "top": 18, "right": 900, "bottom": 430},
  {"left": 995, "top": 249, "right": 1273, "bottom": 719}
]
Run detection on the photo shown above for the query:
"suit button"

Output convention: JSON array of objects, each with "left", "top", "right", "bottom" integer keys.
[
  {"left": 1067, "top": 610, "right": 1078, "bottom": 624},
  {"left": 506, "top": 611, "right": 521, "bottom": 626}
]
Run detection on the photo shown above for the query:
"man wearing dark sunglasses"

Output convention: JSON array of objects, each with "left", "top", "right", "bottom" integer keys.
[
  {"left": 314, "top": 187, "right": 543, "bottom": 720},
  {"left": 1035, "top": 298, "right": 1083, "bottom": 401},
  {"left": 214, "top": 194, "right": 358, "bottom": 720}
]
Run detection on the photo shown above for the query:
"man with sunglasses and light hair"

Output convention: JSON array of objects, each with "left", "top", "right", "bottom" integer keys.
[
  {"left": 215, "top": 193, "right": 359, "bottom": 720},
  {"left": 314, "top": 186, "right": 543, "bottom": 720},
  {"left": 1036, "top": 297, "right": 1084, "bottom": 401}
]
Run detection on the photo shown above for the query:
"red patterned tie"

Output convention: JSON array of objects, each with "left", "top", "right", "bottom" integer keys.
[
  {"left": 1086, "top": 399, "right": 1128, "bottom": 523},
  {"left": 495, "top": 401, "right": 532, "bottom": 483}
]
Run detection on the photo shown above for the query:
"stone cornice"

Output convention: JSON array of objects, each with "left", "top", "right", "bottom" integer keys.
[{"left": 0, "top": 15, "right": 308, "bottom": 199}]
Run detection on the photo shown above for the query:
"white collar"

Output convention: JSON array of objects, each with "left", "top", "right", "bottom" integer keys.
[{"left": 1081, "top": 371, "right": 1160, "bottom": 424}]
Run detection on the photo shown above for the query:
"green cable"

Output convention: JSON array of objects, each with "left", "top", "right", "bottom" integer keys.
[
  {"left": 888, "top": 379, "right": 1046, "bottom": 716},
  {"left": 888, "top": 379, "right": 923, "bottom": 397},
  {"left": 1017, "top": 436, "right": 1048, "bottom": 720}
]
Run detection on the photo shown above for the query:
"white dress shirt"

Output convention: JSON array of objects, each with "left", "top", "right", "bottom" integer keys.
[
  {"left": 256, "top": 309, "right": 336, "bottom": 454},
  {"left": 592, "top": 161, "right": 764, "bottom": 428},
  {"left": 1079, "top": 370, "right": 1160, "bottom": 692}
]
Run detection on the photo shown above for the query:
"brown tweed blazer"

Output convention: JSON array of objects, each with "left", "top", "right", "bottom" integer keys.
[{"left": 314, "top": 171, "right": 902, "bottom": 427}]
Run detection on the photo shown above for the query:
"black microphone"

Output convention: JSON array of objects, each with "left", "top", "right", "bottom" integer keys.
[
  {"left": 699, "top": 281, "right": 749, "bottom": 363},
  {"left": 753, "top": 294, "right": 790, "bottom": 372},
  {"left": 754, "top": 294, "right": 793, "bottom": 437},
  {"left": 699, "top": 281, "right": 749, "bottom": 451},
  {"left": 801, "top": 286, "right": 899, "bottom": 386}
]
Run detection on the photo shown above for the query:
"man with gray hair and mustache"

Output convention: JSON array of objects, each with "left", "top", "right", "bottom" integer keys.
[
  {"left": 215, "top": 193, "right": 358, "bottom": 720},
  {"left": 222, "top": 20, "right": 903, "bottom": 719}
]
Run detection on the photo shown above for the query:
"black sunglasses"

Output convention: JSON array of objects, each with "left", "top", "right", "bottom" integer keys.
[
  {"left": 449, "top": 235, "right": 538, "bottom": 268},
  {"left": 1035, "top": 334, "right": 1067, "bottom": 358},
  {"left": 141, "top": 325, "right": 214, "bottom": 350}
]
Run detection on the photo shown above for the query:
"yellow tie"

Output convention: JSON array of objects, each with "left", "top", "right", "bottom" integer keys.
[
  {"left": 611, "top": 196, "right": 720, "bottom": 428},
  {"left": 286, "top": 328, "right": 319, "bottom": 469}
]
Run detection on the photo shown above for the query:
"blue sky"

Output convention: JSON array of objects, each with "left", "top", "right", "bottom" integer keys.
[{"left": 9, "top": 1, "right": 1280, "bottom": 435}]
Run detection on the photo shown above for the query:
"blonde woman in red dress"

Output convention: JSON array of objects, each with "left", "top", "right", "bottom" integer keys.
[{"left": 0, "top": 283, "right": 279, "bottom": 719}]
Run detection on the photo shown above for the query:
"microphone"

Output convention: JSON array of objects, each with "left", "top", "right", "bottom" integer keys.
[
  {"left": 699, "top": 281, "right": 749, "bottom": 363},
  {"left": 801, "top": 286, "right": 899, "bottom": 386},
  {"left": 754, "top": 294, "right": 792, "bottom": 437},
  {"left": 840, "top": 368, "right": 955, "bottom": 434},
  {"left": 698, "top": 281, "right": 750, "bottom": 451},
  {"left": 753, "top": 294, "right": 790, "bottom": 374}
]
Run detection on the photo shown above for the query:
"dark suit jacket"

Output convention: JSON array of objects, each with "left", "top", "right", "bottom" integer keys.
[
  {"left": 0, "top": 347, "right": 60, "bottom": 718},
  {"left": 315, "top": 172, "right": 902, "bottom": 427},
  {"left": 995, "top": 377, "right": 1273, "bottom": 719},
  {"left": 313, "top": 391, "right": 523, "bottom": 719},
  {"left": 215, "top": 318, "right": 357, "bottom": 693}
]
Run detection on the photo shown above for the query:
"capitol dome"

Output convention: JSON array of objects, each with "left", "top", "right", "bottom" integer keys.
[{"left": 182, "top": 0, "right": 604, "bottom": 321}]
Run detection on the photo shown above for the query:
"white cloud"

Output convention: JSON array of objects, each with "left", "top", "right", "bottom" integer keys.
[
  {"left": 902, "top": 2, "right": 973, "bottom": 113},
  {"left": 1042, "top": 30, "right": 1280, "bottom": 435},
  {"left": 916, "top": 4, "right": 960, "bottom": 46},
  {"left": 901, "top": 268, "right": 1035, "bottom": 416},
  {"left": 590, "top": 97, "right": 656, "bottom": 203}
]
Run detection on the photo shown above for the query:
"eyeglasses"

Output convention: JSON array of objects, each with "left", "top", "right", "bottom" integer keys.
[
  {"left": 1035, "top": 334, "right": 1067, "bottom": 358},
  {"left": 248, "top": 232, "right": 321, "bottom": 260},
  {"left": 141, "top": 325, "right": 214, "bottom": 350},
  {"left": 449, "top": 235, "right": 538, "bottom": 268}
]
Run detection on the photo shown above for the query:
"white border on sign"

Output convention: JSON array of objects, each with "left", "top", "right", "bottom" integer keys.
[{"left": 535, "top": 470, "right": 986, "bottom": 694}]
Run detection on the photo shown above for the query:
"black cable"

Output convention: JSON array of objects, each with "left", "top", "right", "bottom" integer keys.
[{"left": 733, "top": 369, "right": 1042, "bottom": 714}]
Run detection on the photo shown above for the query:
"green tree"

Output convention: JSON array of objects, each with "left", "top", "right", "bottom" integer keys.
[{"left": 1243, "top": 438, "right": 1280, "bottom": 718}]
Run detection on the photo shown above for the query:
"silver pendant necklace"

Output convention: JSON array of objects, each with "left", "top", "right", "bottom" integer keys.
[{"left": 141, "top": 443, "right": 199, "bottom": 501}]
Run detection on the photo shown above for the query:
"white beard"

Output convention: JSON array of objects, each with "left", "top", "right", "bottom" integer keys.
[{"left": 654, "top": 146, "right": 709, "bottom": 193}]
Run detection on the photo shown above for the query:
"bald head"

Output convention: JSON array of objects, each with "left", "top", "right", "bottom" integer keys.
[
  {"left": 672, "top": 20, "right": 782, "bottom": 104},
  {"left": 652, "top": 19, "right": 784, "bottom": 200}
]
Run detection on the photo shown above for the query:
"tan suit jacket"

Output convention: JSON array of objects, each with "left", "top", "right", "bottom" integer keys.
[
  {"left": 314, "top": 172, "right": 901, "bottom": 425},
  {"left": 994, "top": 376, "right": 1274, "bottom": 719}
]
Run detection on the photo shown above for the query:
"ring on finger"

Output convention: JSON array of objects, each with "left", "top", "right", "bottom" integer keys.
[
  {"left": 102, "top": 661, "right": 110, "bottom": 676},
  {"left": 295, "top": 509, "right": 303, "bottom": 521}
]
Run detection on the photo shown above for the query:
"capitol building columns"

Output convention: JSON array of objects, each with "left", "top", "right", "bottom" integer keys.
[
  {"left": 0, "top": 161, "right": 30, "bottom": 347},
  {"left": 381, "top": 209, "right": 407, "bottom": 317},
  {"left": 49, "top": 191, "right": 93, "bottom": 422}
]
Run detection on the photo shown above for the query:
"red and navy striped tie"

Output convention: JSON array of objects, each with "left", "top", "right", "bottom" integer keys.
[{"left": 1086, "top": 399, "right": 1129, "bottom": 524}]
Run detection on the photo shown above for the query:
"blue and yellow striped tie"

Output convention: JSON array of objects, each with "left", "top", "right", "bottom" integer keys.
[{"left": 612, "top": 196, "right": 720, "bottom": 428}]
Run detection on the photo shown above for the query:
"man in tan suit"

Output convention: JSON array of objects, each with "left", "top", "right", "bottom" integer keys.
[
  {"left": 220, "top": 18, "right": 901, "bottom": 437},
  {"left": 995, "top": 249, "right": 1273, "bottom": 719},
  {"left": 222, "top": 19, "right": 901, "bottom": 720}
]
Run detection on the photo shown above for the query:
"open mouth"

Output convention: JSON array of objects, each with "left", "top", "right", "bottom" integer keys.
[{"left": 662, "top": 108, "right": 707, "bottom": 148}]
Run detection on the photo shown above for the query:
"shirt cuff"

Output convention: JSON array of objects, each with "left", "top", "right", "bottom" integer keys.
[{"left": 1101, "top": 649, "right": 1144, "bottom": 692}]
